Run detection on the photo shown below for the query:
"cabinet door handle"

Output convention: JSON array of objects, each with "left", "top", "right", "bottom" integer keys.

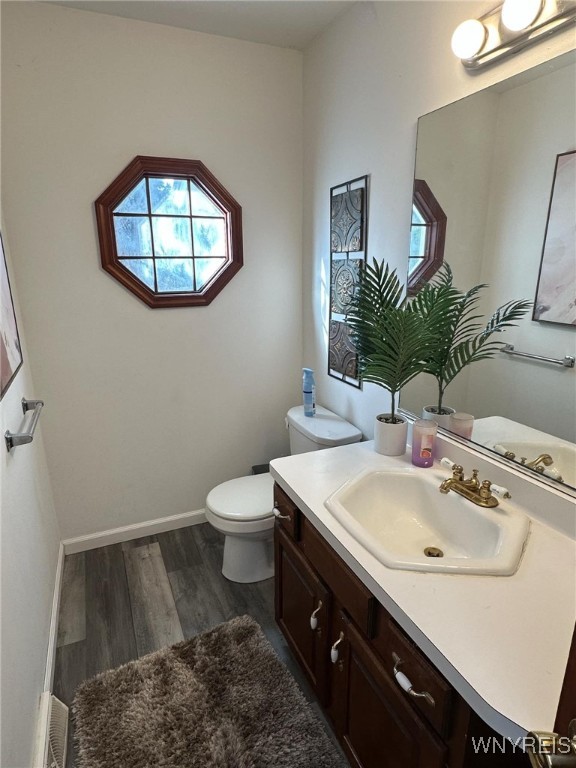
[
  {"left": 331, "top": 631, "right": 345, "bottom": 663},
  {"left": 273, "top": 506, "right": 291, "bottom": 521},
  {"left": 310, "top": 600, "right": 323, "bottom": 630},
  {"left": 392, "top": 653, "right": 435, "bottom": 707}
]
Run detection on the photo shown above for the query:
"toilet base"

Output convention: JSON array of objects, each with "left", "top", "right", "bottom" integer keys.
[{"left": 221, "top": 531, "right": 274, "bottom": 583}]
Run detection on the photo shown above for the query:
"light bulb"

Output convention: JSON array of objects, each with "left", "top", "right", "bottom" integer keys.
[
  {"left": 451, "top": 19, "right": 488, "bottom": 59},
  {"left": 501, "top": 0, "right": 544, "bottom": 31}
]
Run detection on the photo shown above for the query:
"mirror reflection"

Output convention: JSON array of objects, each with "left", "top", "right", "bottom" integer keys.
[{"left": 402, "top": 51, "right": 576, "bottom": 490}]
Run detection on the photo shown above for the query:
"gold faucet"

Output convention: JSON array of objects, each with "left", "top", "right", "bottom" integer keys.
[
  {"left": 521, "top": 453, "right": 554, "bottom": 471},
  {"left": 439, "top": 464, "right": 499, "bottom": 508}
]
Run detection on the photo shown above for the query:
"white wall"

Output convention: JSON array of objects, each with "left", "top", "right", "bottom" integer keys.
[
  {"left": 1, "top": 2, "right": 303, "bottom": 539},
  {"left": 303, "top": 0, "right": 576, "bottom": 439},
  {"left": 0, "top": 227, "right": 61, "bottom": 768}
]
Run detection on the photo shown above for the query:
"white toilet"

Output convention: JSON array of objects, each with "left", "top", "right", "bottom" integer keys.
[{"left": 205, "top": 405, "right": 362, "bottom": 583}]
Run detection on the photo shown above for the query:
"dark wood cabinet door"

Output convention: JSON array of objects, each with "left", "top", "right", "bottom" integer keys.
[
  {"left": 329, "top": 610, "right": 446, "bottom": 768},
  {"left": 274, "top": 526, "right": 331, "bottom": 704}
]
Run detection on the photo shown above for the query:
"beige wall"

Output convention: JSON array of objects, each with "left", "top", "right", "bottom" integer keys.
[
  {"left": 303, "top": 0, "right": 576, "bottom": 438},
  {"left": 1, "top": 2, "right": 304, "bottom": 540}
]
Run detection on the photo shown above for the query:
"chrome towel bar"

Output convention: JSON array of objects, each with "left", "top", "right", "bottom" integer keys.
[
  {"left": 502, "top": 344, "right": 575, "bottom": 369},
  {"left": 5, "top": 398, "right": 45, "bottom": 451}
]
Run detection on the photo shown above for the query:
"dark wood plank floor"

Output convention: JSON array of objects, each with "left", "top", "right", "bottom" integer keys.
[{"left": 54, "top": 523, "right": 339, "bottom": 767}]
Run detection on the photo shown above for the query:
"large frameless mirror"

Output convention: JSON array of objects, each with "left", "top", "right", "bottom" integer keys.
[{"left": 401, "top": 51, "right": 576, "bottom": 492}]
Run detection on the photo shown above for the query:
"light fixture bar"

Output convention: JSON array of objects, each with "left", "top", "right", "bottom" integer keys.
[{"left": 456, "top": 0, "right": 576, "bottom": 71}]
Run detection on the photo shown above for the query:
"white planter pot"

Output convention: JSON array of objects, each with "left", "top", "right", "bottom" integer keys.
[
  {"left": 422, "top": 405, "right": 455, "bottom": 430},
  {"left": 374, "top": 414, "right": 408, "bottom": 456}
]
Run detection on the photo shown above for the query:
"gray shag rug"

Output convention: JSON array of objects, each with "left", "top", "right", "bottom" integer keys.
[{"left": 73, "top": 615, "right": 347, "bottom": 768}]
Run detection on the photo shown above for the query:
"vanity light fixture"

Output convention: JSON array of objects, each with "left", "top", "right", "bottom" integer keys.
[{"left": 451, "top": 0, "right": 576, "bottom": 71}]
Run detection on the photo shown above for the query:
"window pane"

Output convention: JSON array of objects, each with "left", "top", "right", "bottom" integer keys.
[
  {"left": 192, "top": 218, "right": 226, "bottom": 256},
  {"left": 114, "top": 180, "right": 148, "bottom": 214},
  {"left": 195, "top": 258, "right": 227, "bottom": 290},
  {"left": 190, "top": 182, "right": 223, "bottom": 216},
  {"left": 410, "top": 224, "right": 427, "bottom": 258},
  {"left": 152, "top": 217, "right": 192, "bottom": 257},
  {"left": 155, "top": 259, "right": 194, "bottom": 292},
  {"left": 149, "top": 178, "right": 190, "bottom": 216},
  {"left": 114, "top": 216, "right": 152, "bottom": 257},
  {"left": 412, "top": 203, "right": 426, "bottom": 226},
  {"left": 408, "top": 257, "right": 424, "bottom": 277},
  {"left": 120, "top": 259, "right": 155, "bottom": 290}
]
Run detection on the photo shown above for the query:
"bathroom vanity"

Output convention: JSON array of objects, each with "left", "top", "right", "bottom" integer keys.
[{"left": 270, "top": 439, "right": 576, "bottom": 768}]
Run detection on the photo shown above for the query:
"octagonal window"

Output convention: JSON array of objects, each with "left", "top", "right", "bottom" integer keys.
[{"left": 95, "top": 157, "right": 243, "bottom": 307}]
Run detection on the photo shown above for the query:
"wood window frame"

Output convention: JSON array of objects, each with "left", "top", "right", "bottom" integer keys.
[
  {"left": 408, "top": 179, "right": 447, "bottom": 296},
  {"left": 95, "top": 156, "right": 243, "bottom": 308}
]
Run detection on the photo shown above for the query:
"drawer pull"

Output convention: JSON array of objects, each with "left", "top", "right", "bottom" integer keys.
[
  {"left": 310, "top": 600, "right": 323, "bottom": 630},
  {"left": 392, "top": 652, "right": 435, "bottom": 707},
  {"left": 273, "top": 506, "right": 291, "bottom": 521},
  {"left": 331, "top": 631, "right": 345, "bottom": 663}
]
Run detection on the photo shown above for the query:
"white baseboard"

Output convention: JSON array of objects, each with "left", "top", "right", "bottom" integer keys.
[
  {"left": 44, "top": 542, "right": 65, "bottom": 692},
  {"left": 62, "top": 508, "right": 207, "bottom": 555}
]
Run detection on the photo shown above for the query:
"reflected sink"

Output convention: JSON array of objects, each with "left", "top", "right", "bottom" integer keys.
[
  {"left": 492, "top": 441, "right": 576, "bottom": 486},
  {"left": 324, "top": 468, "right": 530, "bottom": 576}
]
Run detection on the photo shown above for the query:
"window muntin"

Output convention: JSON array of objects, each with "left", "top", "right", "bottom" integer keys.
[
  {"left": 407, "top": 179, "right": 446, "bottom": 295},
  {"left": 96, "top": 157, "right": 242, "bottom": 307},
  {"left": 112, "top": 177, "right": 228, "bottom": 294}
]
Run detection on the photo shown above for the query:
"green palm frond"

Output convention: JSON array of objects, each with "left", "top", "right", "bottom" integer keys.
[
  {"left": 348, "top": 259, "right": 434, "bottom": 421},
  {"left": 410, "top": 264, "right": 531, "bottom": 412}
]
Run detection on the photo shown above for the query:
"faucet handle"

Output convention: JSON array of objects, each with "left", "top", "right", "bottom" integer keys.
[
  {"left": 479, "top": 479, "right": 493, "bottom": 500},
  {"left": 439, "top": 458, "right": 464, "bottom": 478},
  {"left": 491, "top": 483, "right": 511, "bottom": 499}
]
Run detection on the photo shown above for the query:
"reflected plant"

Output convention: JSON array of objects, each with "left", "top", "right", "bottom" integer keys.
[{"left": 410, "top": 264, "right": 532, "bottom": 415}]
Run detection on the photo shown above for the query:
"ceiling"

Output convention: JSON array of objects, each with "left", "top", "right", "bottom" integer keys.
[{"left": 47, "top": 1, "right": 355, "bottom": 50}]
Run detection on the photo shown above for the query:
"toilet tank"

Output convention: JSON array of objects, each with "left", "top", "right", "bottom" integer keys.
[{"left": 286, "top": 405, "right": 362, "bottom": 455}]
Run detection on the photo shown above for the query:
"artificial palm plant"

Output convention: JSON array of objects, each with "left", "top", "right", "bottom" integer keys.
[
  {"left": 347, "top": 259, "right": 436, "bottom": 425},
  {"left": 410, "top": 264, "right": 531, "bottom": 416}
]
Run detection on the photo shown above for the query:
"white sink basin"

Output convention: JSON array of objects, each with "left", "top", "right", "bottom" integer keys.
[{"left": 324, "top": 468, "right": 530, "bottom": 576}]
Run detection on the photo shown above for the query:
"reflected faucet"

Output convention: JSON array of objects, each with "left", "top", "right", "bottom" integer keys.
[{"left": 521, "top": 453, "right": 554, "bottom": 472}]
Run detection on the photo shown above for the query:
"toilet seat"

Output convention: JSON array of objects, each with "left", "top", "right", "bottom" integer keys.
[{"left": 206, "top": 472, "right": 274, "bottom": 522}]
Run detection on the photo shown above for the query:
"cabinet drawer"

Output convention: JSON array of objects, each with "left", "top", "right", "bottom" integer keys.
[
  {"left": 385, "top": 620, "right": 453, "bottom": 738},
  {"left": 273, "top": 483, "right": 300, "bottom": 539},
  {"left": 300, "top": 516, "right": 377, "bottom": 638}
]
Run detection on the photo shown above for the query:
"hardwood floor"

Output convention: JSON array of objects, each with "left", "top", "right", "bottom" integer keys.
[{"left": 53, "top": 523, "right": 337, "bottom": 767}]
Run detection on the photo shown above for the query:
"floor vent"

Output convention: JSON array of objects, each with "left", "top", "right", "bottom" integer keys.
[{"left": 33, "top": 692, "right": 69, "bottom": 768}]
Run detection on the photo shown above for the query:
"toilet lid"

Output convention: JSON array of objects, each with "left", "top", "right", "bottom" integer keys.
[
  {"left": 286, "top": 405, "right": 362, "bottom": 446},
  {"left": 206, "top": 472, "right": 275, "bottom": 521}
]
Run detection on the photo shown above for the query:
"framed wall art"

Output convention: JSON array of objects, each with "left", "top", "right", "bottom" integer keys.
[
  {"left": 328, "top": 175, "right": 369, "bottom": 387},
  {"left": 1, "top": 233, "right": 23, "bottom": 400},
  {"left": 533, "top": 150, "right": 576, "bottom": 326}
]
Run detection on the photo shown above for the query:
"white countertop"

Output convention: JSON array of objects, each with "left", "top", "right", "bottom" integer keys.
[{"left": 270, "top": 439, "right": 576, "bottom": 741}]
